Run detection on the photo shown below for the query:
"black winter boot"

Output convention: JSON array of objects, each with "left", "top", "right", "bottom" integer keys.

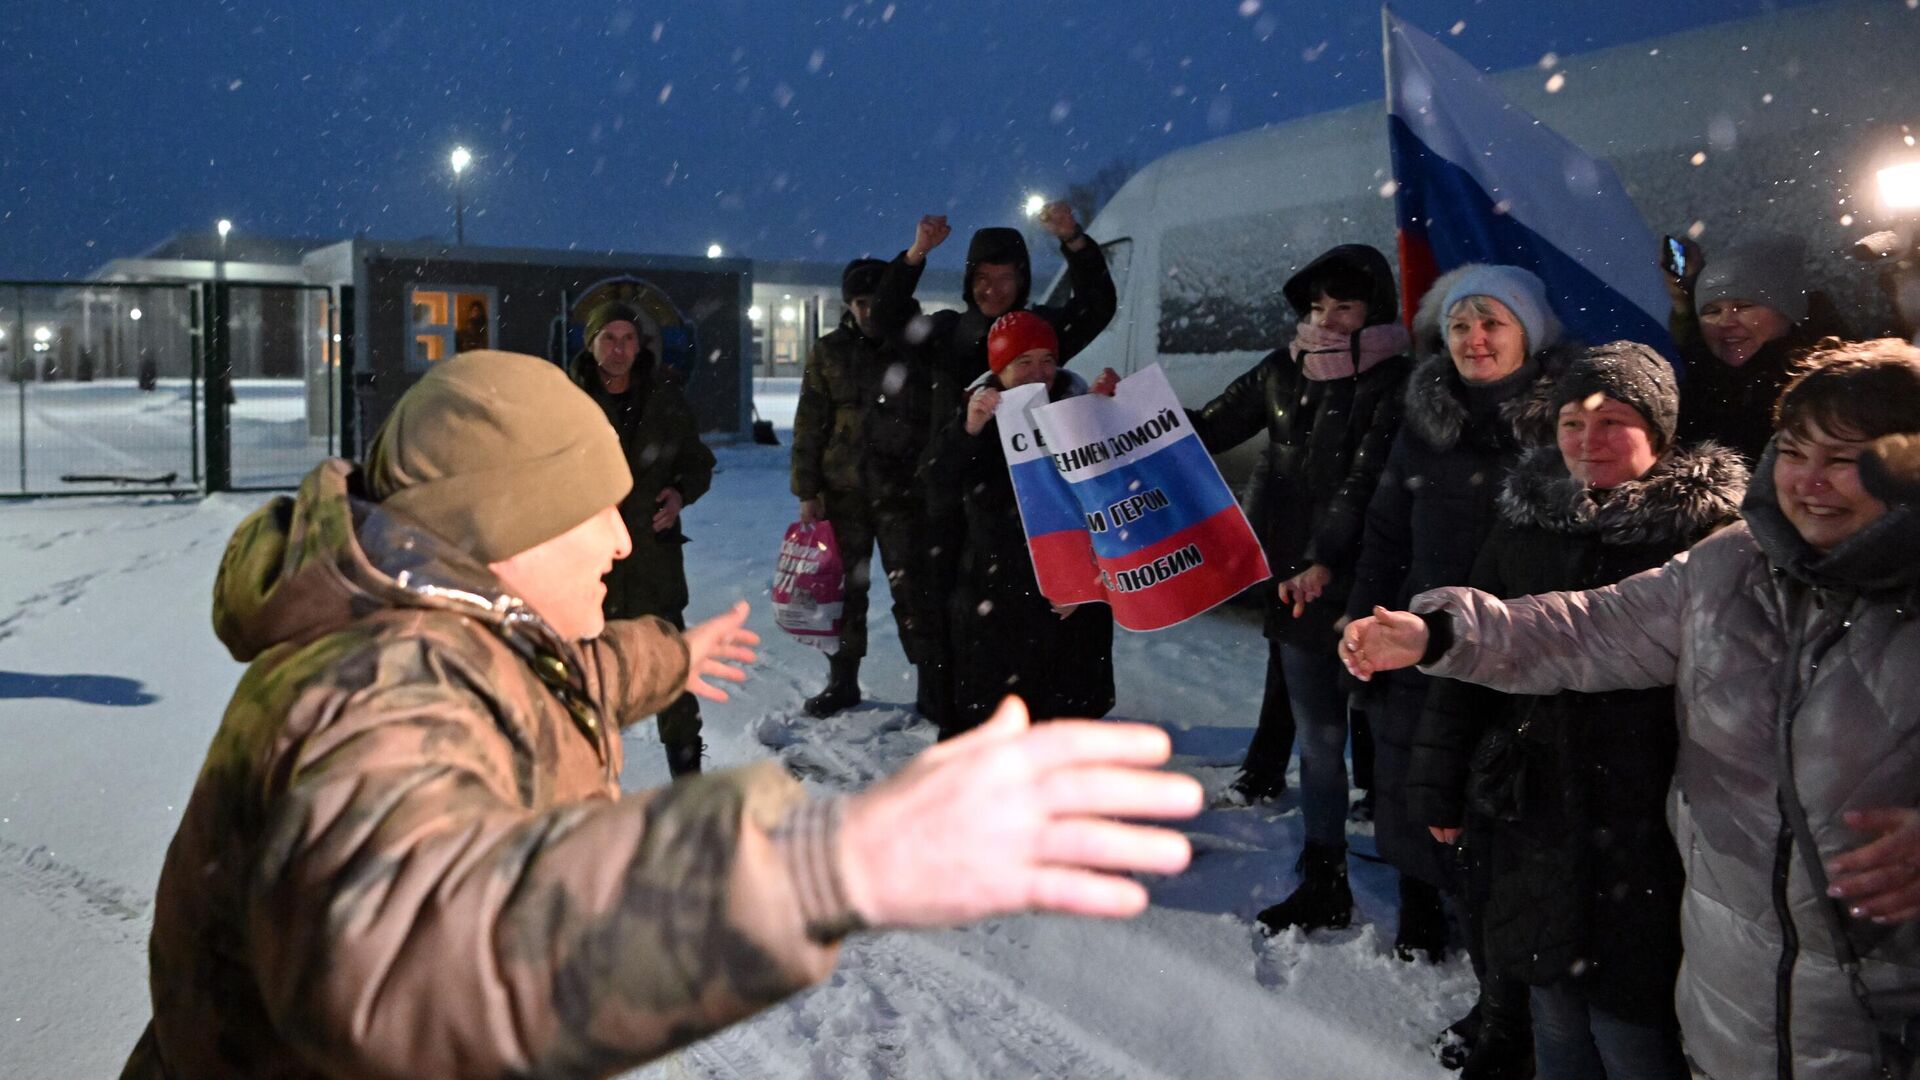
[
  {"left": 1223, "top": 767, "right": 1287, "bottom": 806},
  {"left": 1256, "top": 842, "right": 1353, "bottom": 934},
  {"left": 804, "top": 654, "right": 862, "bottom": 718},
  {"left": 1394, "top": 876, "right": 1449, "bottom": 963},
  {"left": 1433, "top": 1003, "right": 1480, "bottom": 1070},
  {"left": 664, "top": 736, "right": 706, "bottom": 778},
  {"left": 914, "top": 659, "right": 952, "bottom": 726},
  {"left": 1460, "top": 970, "right": 1535, "bottom": 1080}
]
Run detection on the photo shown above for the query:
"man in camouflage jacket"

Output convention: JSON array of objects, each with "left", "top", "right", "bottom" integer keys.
[
  {"left": 119, "top": 349, "right": 1203, "bottom": 1080},
  {"left": 790, "top": 258, "right": 936, "bottom": 717}
]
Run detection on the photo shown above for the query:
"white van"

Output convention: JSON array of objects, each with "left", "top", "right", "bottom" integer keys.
[{"left": 1040, "top": 0, "right": 1920, "bottom": 483}]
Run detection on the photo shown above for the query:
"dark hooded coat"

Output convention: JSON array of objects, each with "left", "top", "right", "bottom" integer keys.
[
  {"left": 568, "top": 350, "right": 716, "bottom": 619},
  {"left": 871, "top": 227, "right": 1117, "bottom": 450},
  {"left": 1189, "top": 244, "right": 1411, "bottom": 646},
  {"left": 1408, "top": 443, "right": 1747, "bottom": 1024}
]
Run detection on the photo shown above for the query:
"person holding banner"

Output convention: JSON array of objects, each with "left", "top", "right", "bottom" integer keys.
[
  {"left": 872, "top": 206, "right": 1116, "bottom": 730},
  {"left": 1187, "top": 244, "right": 1412, "bottom": 934},
  {"left": 1346, "top": 263, "right": 1570, "bottom": 1072},
  {"left": 931, "top": 310, "right": 1119, "bottom": 737}
]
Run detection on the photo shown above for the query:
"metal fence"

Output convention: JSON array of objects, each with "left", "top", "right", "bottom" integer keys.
[{"left": 0, "top": 281, "right": 339, "bottom": 496}]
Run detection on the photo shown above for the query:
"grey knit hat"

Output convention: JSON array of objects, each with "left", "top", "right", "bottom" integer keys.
[
  {"left": 1549, "top": 341, "right": 1681, "bottom": 451},
  {"left": 1439, "top": 263, "right": 1561, "bottom": 355},
  {"left": 1696, "top": 236, "right": 1809, "bottom": 323}
]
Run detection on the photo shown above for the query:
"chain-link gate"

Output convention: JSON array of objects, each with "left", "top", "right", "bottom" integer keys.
[
  {"left": 1, "top": 282, "right": 202, "bottom": 495},
  {"left": 0, "top": 280, "right": 339, "bottom": 497}
]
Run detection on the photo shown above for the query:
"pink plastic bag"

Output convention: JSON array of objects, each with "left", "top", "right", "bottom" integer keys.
[{"left": 772, "top": 520, "right": 845, "bottom": 653}]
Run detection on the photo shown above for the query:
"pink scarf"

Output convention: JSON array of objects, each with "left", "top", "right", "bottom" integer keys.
[{"left": 1291, "top": 321, "right": 1411, "bottom": 381}]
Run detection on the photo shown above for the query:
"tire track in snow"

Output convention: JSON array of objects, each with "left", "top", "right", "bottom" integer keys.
[
  {"left": 0, "top": 838, "right": 151, "bottom": 948},
  {"left": 675, "top": 932, "right": 1178, "bottom": 1080}
]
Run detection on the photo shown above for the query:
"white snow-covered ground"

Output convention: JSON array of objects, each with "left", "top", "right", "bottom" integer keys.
[{"left": 0, "top": 402, "right": 1471, "bottom": 1078}]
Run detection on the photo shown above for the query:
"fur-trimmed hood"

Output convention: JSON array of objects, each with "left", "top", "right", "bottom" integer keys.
[{"left": 1498, "top": 441, "right": 1749, "bottom": 548}]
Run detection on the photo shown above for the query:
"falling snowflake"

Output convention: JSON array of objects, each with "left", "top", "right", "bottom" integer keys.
[{"left": 1544, "top": 72, "right": 1566, "bottom": 93}]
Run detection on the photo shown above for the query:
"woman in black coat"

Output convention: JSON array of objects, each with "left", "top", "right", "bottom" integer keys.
[
  {"left": 931, "top": 311, "right": 1118, "bottom": 736},
  {"left": 1189, "top": 244, "right": 1411, "bottom": 933},
  {"left": 1344, "top": 263, "right": 1571, "bottom": 1074},
  {"left": 1409, "top": 343, "right": 1746, "bottom": 1079}
]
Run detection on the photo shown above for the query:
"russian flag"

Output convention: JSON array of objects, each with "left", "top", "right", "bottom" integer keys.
[{"left": 1383, "top": 8, "right": 1675, "bottom": 358}]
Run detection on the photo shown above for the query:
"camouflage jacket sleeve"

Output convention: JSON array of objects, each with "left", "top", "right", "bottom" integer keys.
[
  {"left": 790, "top": 342, "right": 832, "bottom": 500},
  {"left": 580, "top": 613, "right": 692, "bottom": 729},
  {"left": 245, "top": 628, "right": 848, "bottom": 1079}
]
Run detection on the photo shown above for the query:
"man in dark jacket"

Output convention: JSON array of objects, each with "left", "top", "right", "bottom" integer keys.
[
  {"left": 872, "top": 203, "right": 1118, "bottom": 728},
  {"left": 791, "top": 259, "right": 936, "bottom": 717},
  {"left": 569, "top": 301, "right": 717, "bottom": 776}
]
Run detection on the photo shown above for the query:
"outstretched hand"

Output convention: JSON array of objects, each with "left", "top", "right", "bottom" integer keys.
[
  {"left": 1340, "top": 606, "right": 1429, "bottom": 681},
  {"left": 681, "top": 600, "right": 760, "bottom": 702},
  {"left": 1827, "top": 807, "right": 1920, "bottom": 924},
  {"left": 836, "top": 697, "right": 1201, "bottom": 927}
]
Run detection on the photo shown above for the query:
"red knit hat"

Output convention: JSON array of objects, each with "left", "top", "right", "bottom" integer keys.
[{"left": 987, "top": 311, "right": 1059, "bottom": 375}]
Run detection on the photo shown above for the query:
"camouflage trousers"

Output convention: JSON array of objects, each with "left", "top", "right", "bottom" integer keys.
[{"left": 823, "top": 490, "right": 932, "bottom": 663}]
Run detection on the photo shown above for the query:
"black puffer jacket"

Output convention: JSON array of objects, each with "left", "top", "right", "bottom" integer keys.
[
  {"left": 1190, "top": 245, "right": 1410, "bottom": 647},
  {"left": 930, "top": 369, "right": 1114, "bottom": 728},
  {"left": 1409, "top": 443, "right": 1747, "bottom": 1022},
  {"left": 1345, "top": 267, "right": 1572, "bottom": 885}
]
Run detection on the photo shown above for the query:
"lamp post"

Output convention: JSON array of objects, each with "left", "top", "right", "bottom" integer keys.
[{"left": 450, "top": 146, "right": 472, "bottom": 246}]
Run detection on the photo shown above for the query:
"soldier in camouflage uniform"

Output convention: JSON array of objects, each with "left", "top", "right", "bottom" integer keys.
[
  {"left": 119, "top": 349, "right": 1203, "bottom": 1080},
  {"left": 791, "top": 258, "right": 936, "bottom": 717},
  {"left": 569, "top": 302, "right": 717, "bottom": 776}
]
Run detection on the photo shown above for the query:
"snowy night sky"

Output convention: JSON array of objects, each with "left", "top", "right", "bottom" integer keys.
[{"left": 0, "top": 0, "right": 1834, "bottom": 280}]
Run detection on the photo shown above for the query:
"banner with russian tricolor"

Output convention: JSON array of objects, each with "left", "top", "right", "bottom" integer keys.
[
  {"left": 1383, "top": 7, "right": 1675, "bottom": 358},
  {"left": 995, "top": 364, "right": 1271, "bottom": 632}
]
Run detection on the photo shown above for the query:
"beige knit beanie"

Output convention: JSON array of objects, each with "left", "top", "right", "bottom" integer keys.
[{"left": 365, "top": 350, "right": 632, "bottom": 562}]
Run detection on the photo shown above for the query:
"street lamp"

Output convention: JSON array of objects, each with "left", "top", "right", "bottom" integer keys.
[
  {"left": 1879, "top": 160, "right": 1920, "bottom": 213},
  {"left": 450, "top": 146, "right": 472, "bottom": 245},
  {"left": 706, "top": 243, "right": 724, "bottom": 259},
  {"left": 129, "top": 308, "right": 143, "bottom": 321}
]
